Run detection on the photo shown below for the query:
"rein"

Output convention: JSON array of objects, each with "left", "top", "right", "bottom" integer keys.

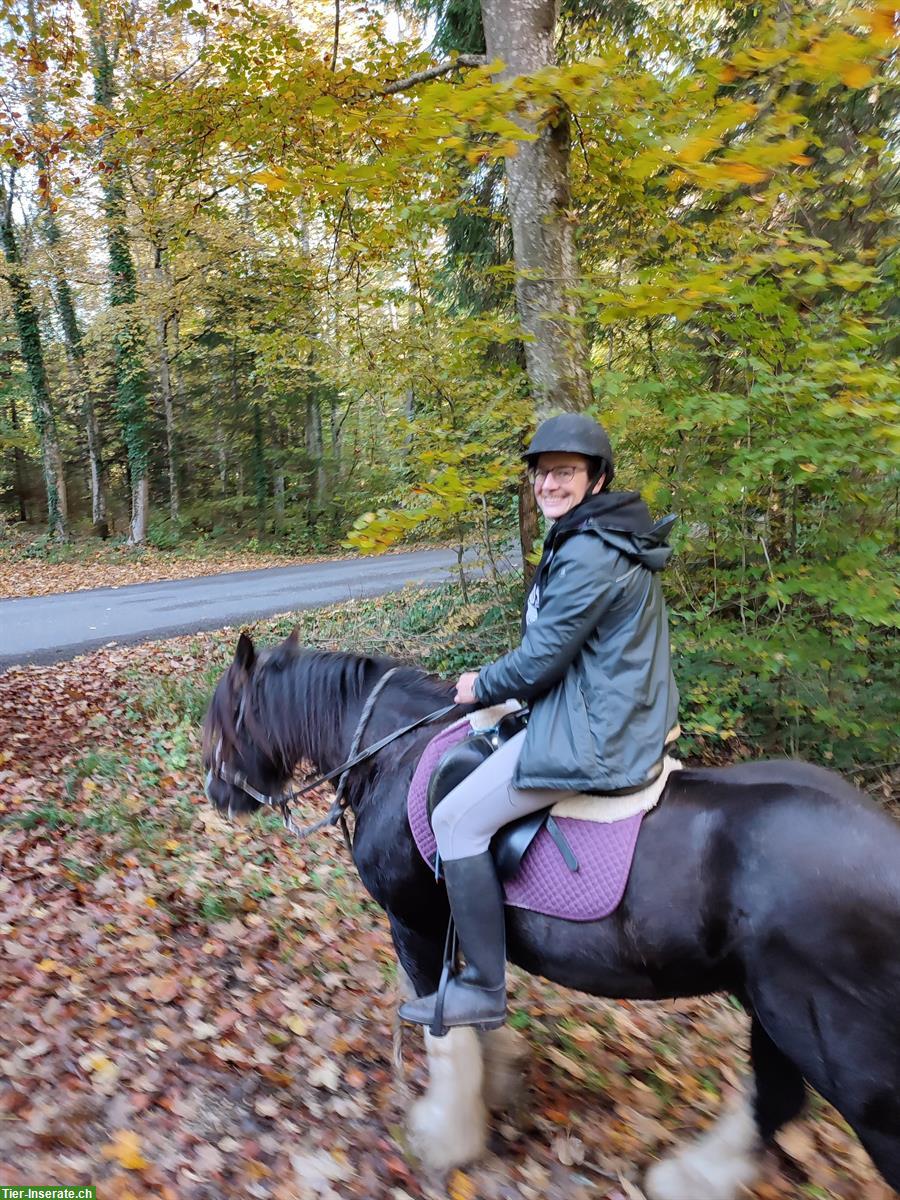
[{"left": 209, "top": 667, "right": 459, "bottom": 851}]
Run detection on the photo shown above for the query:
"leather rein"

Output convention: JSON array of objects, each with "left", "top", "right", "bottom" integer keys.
[{"left": 207, "top": 666, "right": 459, "bottom": 851}]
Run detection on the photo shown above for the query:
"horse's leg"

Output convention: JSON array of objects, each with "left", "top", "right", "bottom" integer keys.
[
  {"left": 644, "top": 1085, "right": 762, "bottom": 1200},
  {"left": 479, "top": 1025, "right": 529, "bottom": 1113},
  {"left": 749, "top": 1015, "right": 807, "bottom": 1142},
  {"left": 749, "top": 970, "right": 900, "bottom": 1193},
  {"left": 407, "top": 1026, "right": 488, "bottom": 1170},
  {"left": 387, "top": 912, "right": 445, "bottom": 998},
  {"left": 387, "top": 914, "right": 489, "bottom": 1169},
  {"left": 644, "top": 1015, "right": 800, "bottom": 1200}
]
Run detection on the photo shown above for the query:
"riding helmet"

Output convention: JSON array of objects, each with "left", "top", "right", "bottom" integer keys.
[{"left": 523, "top": 413, "right": 615, "bottom": 486}]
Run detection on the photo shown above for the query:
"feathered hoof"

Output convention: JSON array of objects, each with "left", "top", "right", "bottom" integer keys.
[
  {"left": 644, "top": 1104, "right": 763, "bottom": 1200},
  {"left": 480, "top": 1025, "right": 529, "bottom": 1113},
  {"left": 407, "top": 1091, "right": 487, "bottom": 1171},
  {"left": 406, "top": 1026, "right": 488, "bottom": 1172}
]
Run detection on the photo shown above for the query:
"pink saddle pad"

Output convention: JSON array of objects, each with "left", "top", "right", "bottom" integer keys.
[{"left": 407, "top": 721, "right": 643, "bottom": 922}]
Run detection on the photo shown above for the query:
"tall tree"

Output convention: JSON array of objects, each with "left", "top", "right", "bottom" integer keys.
[
  {"left": 479, "top": 0, "right": 592, "bottom": 414},
  {"left": 152, "top": 241, "right": 180, "bottom": 520},
  {"left": 24, "top": 0, "right": 107, "bottom": 531},
  {"left": 90, "top": 6, "right": 151, "bottom": 544},
  {"left": 0, "top": 171, "right": 68, "bottom": 538}
]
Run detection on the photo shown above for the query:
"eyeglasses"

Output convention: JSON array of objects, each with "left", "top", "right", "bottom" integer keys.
[{"left": 529, "top": 465, "right": 586, "bottom": 486}]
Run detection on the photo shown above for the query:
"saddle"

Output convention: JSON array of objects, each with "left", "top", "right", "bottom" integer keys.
[{"left": 427, "top": 711, "right": 673, "bottom": 883}]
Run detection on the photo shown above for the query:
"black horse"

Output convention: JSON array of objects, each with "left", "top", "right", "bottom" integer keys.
[{"left": 203, "top": 631, "right": 900, "bottom": 1198}]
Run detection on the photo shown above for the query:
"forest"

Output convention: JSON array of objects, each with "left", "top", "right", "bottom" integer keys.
[
  {"left": 2, "top": 4, "right": 900, "bottom": 1196},
  {"left": 0, "top": 0, "right": 897, "bottom": 766}
]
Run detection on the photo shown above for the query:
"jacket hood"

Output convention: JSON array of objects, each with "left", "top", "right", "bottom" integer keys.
[{"left": 550, "top": 490, "right": 676, "bottom": 572}]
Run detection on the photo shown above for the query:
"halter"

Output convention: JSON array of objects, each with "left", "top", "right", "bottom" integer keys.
[{"left": 207, "top": 666, "right": 458, "bottom": 851}]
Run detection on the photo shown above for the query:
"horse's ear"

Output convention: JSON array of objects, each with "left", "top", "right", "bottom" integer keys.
[
  {"left": 235, "top": 632, "right": 256, "bottom": 672},
  {"left": 285, "top": 627, "right": 301, "bottom": 652}
]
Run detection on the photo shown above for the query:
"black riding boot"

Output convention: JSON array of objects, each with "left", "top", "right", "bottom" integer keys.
[{"left": 399, "top": 851, "right": 507, "bottom": 1031}]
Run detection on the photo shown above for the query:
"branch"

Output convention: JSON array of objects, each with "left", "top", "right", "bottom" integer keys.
[
  {"left": 382, "top": 54, "right": 487, "bottom": 96},
  {"left": 331, "top": 0, "right": 340, "bottom": 72}
]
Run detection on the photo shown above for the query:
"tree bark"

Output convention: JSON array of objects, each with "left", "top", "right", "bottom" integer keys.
[
  {"left": 92, "top": 18, "right": 150, "bottom": 544},
  {"left": 518, "top": 474, "right": 541, "bottom": 589},
  {"left": 154, "top": 246, "right": 180, "bottom": 520},
  {"left": 273, "top": 471, "right": 285, "bottom": 528},
  {"left": 252, "top": 401, "right": 267, "bottom": 536},
  {"left": 479, "top": 0, "right": 592, "bottom": 415},
  {"left": 26, "top": 0, "right": 106, "bottom": 531},
  {"left": 305, "top": 389, "right": 325, "bottom": 517},
  {"left": 0, "top": 174, "right": 68, "bottom": 539},
  {"left": 156, "top": 311, "right": 180, "bottom": 520},
  {"left": 8, "top": 390, "right": 28, "bottom": 522},
  {"left": 46, "top": 225, "right": 107, "bottom": 529}
]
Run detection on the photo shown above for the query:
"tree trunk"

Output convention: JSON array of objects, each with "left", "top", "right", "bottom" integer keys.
[
  {"left": 152, "top": 242, "right": 180, "bottom": 521},
  {"left": 26, "top": 0, "right": 106, "bottom": 531},
  {"left": 48, "top": 229, "right": 107, "bottom": 529},
  {"left": 479, "top": 0, "right": 592, "bottom": 415},
  {"left": 305, "top": 389, "right": 325, "bottom": 515},
  {"left": 229, "top": 341, "right": 244, "bottom": 501},
  {"left": 0, "top": 175, "right": 68, "bottom": 539},
  {"left": 156, "top": 310, "right": 180, "bottom": 521},
  {"left": 518, "top": 474, "right": 541, "bottom": 589},
  {"left": 273, "top": 471, "right": 285, "bottom": 528},
  {"left": 217, "top": 431, "right": 228, "bottom": 496},
  {"left": 92, "top": 21, "right": 149, "bottom": 545},
  {"left": 252, "top": 402, "right": 267, "bottom": 536},
  {"left": 8, "top": 390, "right": 28, "bottom": 522}
]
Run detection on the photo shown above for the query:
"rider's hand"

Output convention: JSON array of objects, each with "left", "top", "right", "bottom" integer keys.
[{"left": 454, "top": 671, "right": 480, "bottom": 705}]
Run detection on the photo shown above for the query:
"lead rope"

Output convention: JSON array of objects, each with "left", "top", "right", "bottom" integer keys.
[{"left": 329, "top": 667, "right": 400, "bottom": 853}]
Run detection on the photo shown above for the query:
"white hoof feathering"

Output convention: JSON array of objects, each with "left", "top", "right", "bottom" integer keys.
[
  {"left": 479, "top": 1025, "right": 529, "bottom": 1112},
  {"left": 407, "top": 1027, "right": 488, "bottom": 1171},
  {"left": 644, "top": 1094, "right": 763, "bottom": 1200}
]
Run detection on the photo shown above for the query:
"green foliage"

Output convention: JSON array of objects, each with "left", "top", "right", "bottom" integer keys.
[{"left": 2, "top": 0, "right": 895, "bottom": 770}]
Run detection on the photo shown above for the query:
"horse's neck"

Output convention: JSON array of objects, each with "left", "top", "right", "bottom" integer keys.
[{"left": 288, "top": 653, "right": 365, "bottom": 777}]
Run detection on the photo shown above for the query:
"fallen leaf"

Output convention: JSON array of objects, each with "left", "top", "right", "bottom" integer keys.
[{"left": 101, "top": 1129, "right": 150, "bottom": 1170}]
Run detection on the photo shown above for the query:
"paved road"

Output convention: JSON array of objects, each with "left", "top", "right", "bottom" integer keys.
[{"left": 1, "top": 548, "right": 470, "bottom": 670}]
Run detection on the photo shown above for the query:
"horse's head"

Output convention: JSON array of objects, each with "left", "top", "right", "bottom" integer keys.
[{"left": 202, "top": 630, "right": 297, "bottom": 819}]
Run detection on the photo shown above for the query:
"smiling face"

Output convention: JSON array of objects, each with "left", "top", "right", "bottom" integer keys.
[{"left": 532, "top": 452, "right": 603, "bottom": 521}]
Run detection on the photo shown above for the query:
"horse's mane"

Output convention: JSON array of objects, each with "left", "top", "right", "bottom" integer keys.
[{"left": 204, "top": 639, "right": 454, "bottom": 778}]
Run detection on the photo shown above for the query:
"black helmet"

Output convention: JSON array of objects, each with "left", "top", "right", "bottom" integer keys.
[{"left": 523, "top": 413, "right": 615, "bottom": 486}]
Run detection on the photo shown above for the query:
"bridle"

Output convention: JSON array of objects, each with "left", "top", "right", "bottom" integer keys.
[{"left": 206, "top": 666, "right": 459, "bottom": 851}]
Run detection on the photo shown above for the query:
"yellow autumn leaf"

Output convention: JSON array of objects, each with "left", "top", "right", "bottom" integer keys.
[
  {"left": 81, "top": 1050, "right": 114, "bottom": 1073},
  {"left": 720, "top": 161, "right": 769, "bottom": 184},
  {"left": 448, "top": 1169, "right": 476, "bottom": 1200},
  {"left": 249, "top": 169, "right": 289, "bottom": 190},
  {"left": 284, "top": 1014, "right": 310, "bottom": 1036},
  {"left": 868, "top": 6, "right": 897, "bottom": 37},
  {"left": 36, "top": 958, "right": 58, "bottom": 973},
  {"left": 80, "top": 1051, "right": 120, "bottom": 1084},
  {"left": 842, "top": 62, "right": 874, "bottom": 89},
  {"left": 102, "top": 1129, "right": 149, "bottom": 1170},
  {"left": 677, "top": 135, "right": 718, "bottom": 164}
]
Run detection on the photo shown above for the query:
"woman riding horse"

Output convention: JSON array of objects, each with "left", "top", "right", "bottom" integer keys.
[{"left": 399, "top": 413, "right": 680, "bottom": 1032}]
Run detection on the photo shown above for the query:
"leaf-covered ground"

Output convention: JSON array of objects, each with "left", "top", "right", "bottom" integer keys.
[
  {"left": 0, "top": 544, "right": 353, "bottom": 600},
  {"left": 1, "top": 597, "right": 895, "bottom": 1199}
]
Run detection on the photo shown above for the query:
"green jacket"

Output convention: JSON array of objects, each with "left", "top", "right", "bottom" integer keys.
[{"left": 474, "top": 492, "right": 679, "bottom": 792}]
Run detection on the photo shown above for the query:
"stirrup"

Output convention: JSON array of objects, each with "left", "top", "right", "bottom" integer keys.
[{"left": 430, "top": 917, "right": 459, "bottom": 1038}]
